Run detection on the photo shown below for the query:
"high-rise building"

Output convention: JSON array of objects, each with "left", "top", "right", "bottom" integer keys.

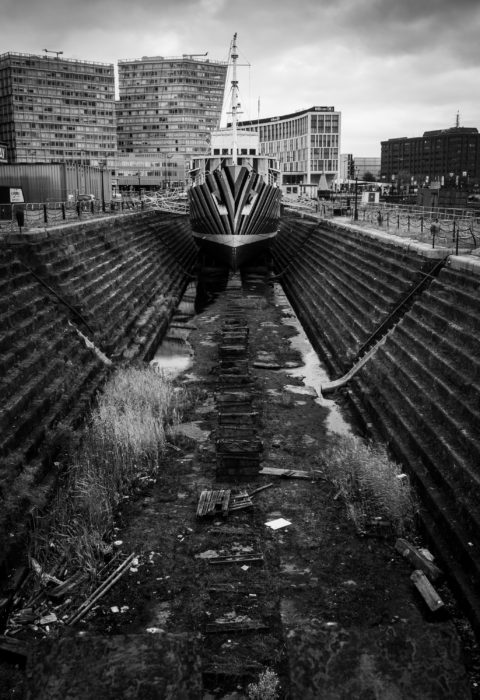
[
  {"left": 238, "top": 106, "right": 341, "bottom": 193},
  {"left": 116, "top": 54, "right": 227, "bottom": 158},
  {"left": 0, "top": 52, "right": 117, "bottom": 164}
]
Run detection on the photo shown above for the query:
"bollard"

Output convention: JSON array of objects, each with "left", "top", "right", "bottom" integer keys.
[
  {"left": 43, "top": 204, "right": 48, "bottom": 224},
  {"left": 76, "top": 202, "right": 81, "bottom": 218},
  {"left": 61, "top": 203, "right": 66, "bottom": 220},
  {"left": 15, "top": 208, "right": 25, "bottom": 230}
]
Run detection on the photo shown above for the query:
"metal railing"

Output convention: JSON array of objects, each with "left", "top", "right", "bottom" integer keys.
[
  {"left": 353, "top": 202, "right": 479, "bottom": 252},
  {"left": 0, "top": 197, "right": 188, "bottom": 236},
  {"left": 296, "top": 198, "right": 479, "bottom": 253}
]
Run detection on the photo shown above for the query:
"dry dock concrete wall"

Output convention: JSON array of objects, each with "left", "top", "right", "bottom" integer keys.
[
  {"left": 272, "top": 215, "right": 480, "bottom": 629},
  {"left": 0, "top": 210, "right": 197, "bottom": 569}
]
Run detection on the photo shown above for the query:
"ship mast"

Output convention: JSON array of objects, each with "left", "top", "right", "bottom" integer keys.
[{"left": 231, "top": 33, "right": 239, "bottom": 166}]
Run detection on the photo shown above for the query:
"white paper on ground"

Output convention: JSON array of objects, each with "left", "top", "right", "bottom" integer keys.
[{"left": 265, "top": 518, "right": 291, "bottom": 530}]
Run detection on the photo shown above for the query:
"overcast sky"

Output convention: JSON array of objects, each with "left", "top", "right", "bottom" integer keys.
[{"left": 3, "top": 0, "right": 479, "bottom": 156}]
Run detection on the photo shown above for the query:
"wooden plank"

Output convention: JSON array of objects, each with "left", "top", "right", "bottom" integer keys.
[
  {"left": 208, "top": 553, "right": 264, "bottom": 565},
  {"left": 411, "top": 570, "right": 444, "bottom": 611},
  {"left": 197, "top": 490, "right": 231, "bottom": 517},
  {"left": 0, "top": 635, "right": 28, "bottom": 661},
  {"left": 259, "top": 467, "right": 314, "bottom": 479},
  {"left": 48, "top": 571, "right": 88, "bottom": 599},
  {"left": 249, "top": 483, "right": 274, "bottom": 497},
  {"left": 229, "top": 491, "right": 253, "bottom": 511},
  {"left": 395, "top": 538, "right": 443, "bottom": 582},
  {"left": 206, "top": 620, "right": 268, "bottom": 633}
]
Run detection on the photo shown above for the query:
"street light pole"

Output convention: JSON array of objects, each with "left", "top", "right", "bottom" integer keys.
[
  {"left": 354, "top": 176, "right": 359, "bottom": 221},
  {"left": 100, "top": 162, "right": 106, "bottom": 212}
]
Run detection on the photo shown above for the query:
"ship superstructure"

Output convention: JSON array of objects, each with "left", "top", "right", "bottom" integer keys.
[{"left": 188, "top": 34, "right": 281, "bottom": 269}]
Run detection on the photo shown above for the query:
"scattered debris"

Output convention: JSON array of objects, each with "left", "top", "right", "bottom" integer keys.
[
  {"left": 196, "top": 550, "right": 219, "bottom": 560},
  {"left": 283, "top": 384, "right": 317, "bottom": 397},
  {"left": 265, "top": 518, "right": 291, "bottom": 531},
  {"left": 259, "top": 466, "right": 325, "bottom": 481},
  {"left": 410, "top": 570, "right": 444, "bottom": 612},
  {"left": 30, "top": 557, "right": 63, "bottom": 587},
  {"left": 67, "top": 553, "right": 137, "bottom": 625},
  {"left": 38, "top": 612, "right": 57, "bottom": 626},
  {"left": 248, "top": 483, "right": 274, "bottom": 497},
  {"left": 197, "top": 490, "right": 231, "bottom": 517},
  {"left": 229, "top": 491, "right": 254, "bottom": 512},
  {"left": 395, "top": 539, "right": 443, "bottom": 582},
  {"left": 49, "top": 571, "right": 87, "bottom": 600},
  {"left": 208, "top": 553, "right": 264, "bottom": 566},
  {"left": 206, "top": 619, "right": 268, "bottom": 633},
  {"left": 0, "top": 635, "right": 28, "bottom": 662}
]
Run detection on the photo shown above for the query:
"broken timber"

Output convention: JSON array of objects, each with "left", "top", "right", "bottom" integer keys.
[
  {"left": 208, "top": 553, "right": 264, "bottom": 565},
  {"left": 411, "top": 570, "right": 444, "bottom": 612},
  {"left": 0, "top": 635, "right": 28, "bottom": 662},
  {"left": 395, "top": 538, "right": 443, "bottom": 582},
  {"left": 229, "top": 491, "right": 253, "bottom": 511},
  {"left": 259, "top": 467, "right": 320, "bottom": 480},
  {"left": 206, "top": 620, "right": 268, "bottom": 633},
  {"left": 197, "top": 490, "right": 231, "bottom": 518}
]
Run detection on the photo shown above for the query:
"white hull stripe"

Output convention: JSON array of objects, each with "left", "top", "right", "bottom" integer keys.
[{"left": 192, "top": 232, "right": 277, "bottom": 249}]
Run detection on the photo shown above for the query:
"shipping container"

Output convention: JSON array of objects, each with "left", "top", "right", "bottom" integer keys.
[{"left": 0, "top": 163, "right": 111, "bottom": 203}]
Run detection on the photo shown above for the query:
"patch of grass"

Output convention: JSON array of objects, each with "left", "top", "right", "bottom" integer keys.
[
  {"left": 247, "top": 668, "right": 280, "bottom": 700},
  {"left": 323, "top": 435, "right": 417, "bottom": 535},
  {"left": 32, "top": 365, "right": 184, "bottom": 574}
]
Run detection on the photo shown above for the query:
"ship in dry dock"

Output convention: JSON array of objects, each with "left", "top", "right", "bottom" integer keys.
[{"left": 188, "top": 34, "right": 282, "bottom": 270}]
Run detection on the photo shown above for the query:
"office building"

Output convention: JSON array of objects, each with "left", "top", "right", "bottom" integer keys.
[
  {"left": 340, "top": 154, "right": 354, "bottom": 181},
  {"left": 0, "top": 52, "right": 117, "bottom": 164},
  {"left": 238, "top": 106, "right": 341, "bottom": 193},
  {"left": 108, "top": 153, "right": 186, "bottom": 194},
  {"left": 115, "top": 54, "right": 227, "bottom": 188},
  {"left": 354, "top": 156, "right": 381, "bottom": 180},
  {"left": 381, "top": 126, "right": 480, "bottom": 186}
]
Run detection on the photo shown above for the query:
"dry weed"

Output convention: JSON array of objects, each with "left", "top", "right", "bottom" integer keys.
[
  {"left": 323, "top": 435, "right": 417, "bottom": 534},
  {"left": 32, "top": 365, "right": 184, "bottom": 572}
]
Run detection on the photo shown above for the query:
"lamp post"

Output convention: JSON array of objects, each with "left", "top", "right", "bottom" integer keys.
[
  {"left": 136, "top": 172, "right": 141, "bottom": 198},
  {"left": 100, "top": 161, "right": 106, "bottom": 212},
  {"left": 354, "top": 174, "right": 359, "bottom": 221}
]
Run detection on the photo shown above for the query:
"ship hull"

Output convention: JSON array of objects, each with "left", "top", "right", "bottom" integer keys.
[{"left": 189, "top": 164, "right": 281, "bottom": 270}]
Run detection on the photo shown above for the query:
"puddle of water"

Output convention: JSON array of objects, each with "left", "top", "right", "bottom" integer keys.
[
  {"left": 274, "top": 285, "right": 352, "bottom": 436},
  {"left": 150, "top": 338, "right": 193, "bottom": 378}
]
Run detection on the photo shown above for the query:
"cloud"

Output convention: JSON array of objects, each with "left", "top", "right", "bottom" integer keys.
[{"left": 0, "top": 0, "right": 478, "bottom": 155}]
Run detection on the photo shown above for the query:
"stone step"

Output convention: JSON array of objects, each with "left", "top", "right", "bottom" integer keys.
[
  {"left": 400, "top": 314, "right": 480, "bottom": 399},
  {"left": 391, "top": 327, "right": 480, "bottom": 431},
  {"left": 379, "top": 343, "right": 480, "bottom": 486},
  {"left": 358, "top": 356, "right": 480, "bottom": 535},
  {"left": 354, "top": 374, "right": 480, "bottom": 628},
  {"left": 307, "top": 233, "right": 418, "bottom": 298}
]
